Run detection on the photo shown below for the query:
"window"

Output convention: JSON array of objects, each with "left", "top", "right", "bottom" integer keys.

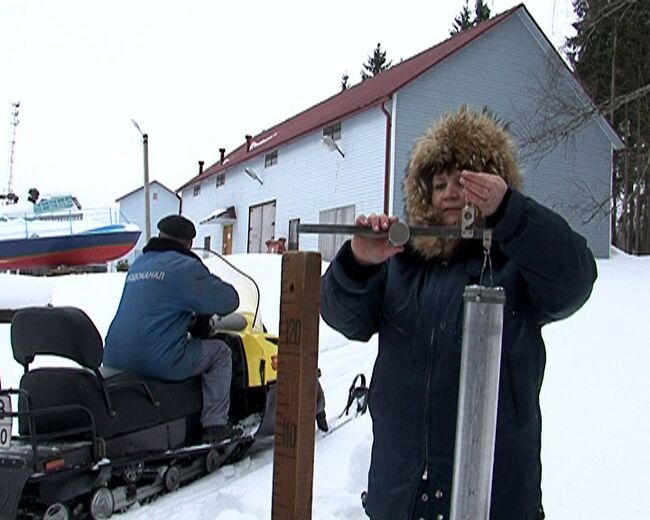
[
  {"left": 288, "top": 218, "right": 300, "bottom": 251},
  {"left": 264, "top": 150, "right": 278, "bottom": 168},
  {"left": 323, "top": 122, "right": 342, "bottom": 141},
  {"left": 216, "top": 173, "right": 225, "bottom": 187},
  {"left": 193, "top": 185, "right": 201, "bottom": 197},
  {"left": 152, "top": 192, "right": 158, "bottom": 201}
]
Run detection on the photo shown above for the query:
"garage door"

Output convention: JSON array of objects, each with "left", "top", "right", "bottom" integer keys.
[{"left": 248, "top": 200, "right": 276, "bottom": 253}]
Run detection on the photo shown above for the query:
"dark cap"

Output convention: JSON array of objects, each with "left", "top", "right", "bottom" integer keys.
[{"left": 157, "top": 215, "right": 196, "bottom": 240}]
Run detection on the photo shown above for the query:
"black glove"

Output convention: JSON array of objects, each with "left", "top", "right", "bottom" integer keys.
[{"left": 188, "top": 313, "right": 213, "bottom": 338}]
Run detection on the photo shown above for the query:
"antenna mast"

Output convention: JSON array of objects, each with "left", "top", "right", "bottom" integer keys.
[{"left": 6, "top": 101, "right": 20, "bottom": 196}]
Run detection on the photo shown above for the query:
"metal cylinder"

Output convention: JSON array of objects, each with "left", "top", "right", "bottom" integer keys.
[{"left": 450, "top": 285, "right": 506, "bottom": 520}]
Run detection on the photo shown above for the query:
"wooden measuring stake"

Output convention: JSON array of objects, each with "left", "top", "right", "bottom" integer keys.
[{"left": 271, "top": 252, "right": 322, "bottom": 520}]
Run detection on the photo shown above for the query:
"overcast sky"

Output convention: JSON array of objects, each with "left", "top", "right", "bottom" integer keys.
[{"left": 0, "top": 0, "right": 576, "bottom": 207}]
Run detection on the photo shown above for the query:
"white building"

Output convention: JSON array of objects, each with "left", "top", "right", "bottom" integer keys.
[
  {"left": 115, "top": 180, "right": 181, "bottom": 262},
  {"left": 177, "top": 5, "right": 622, "bottom": 260}
]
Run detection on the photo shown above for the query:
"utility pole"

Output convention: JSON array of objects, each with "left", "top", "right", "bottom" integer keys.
[{"left": 131, "top": 119, "right": 151, "bottom": 243}]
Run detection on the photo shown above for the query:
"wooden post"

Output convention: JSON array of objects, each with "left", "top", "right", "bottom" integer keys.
[{"left": 271, "top": 252, "right": 321, "bottom": 520}]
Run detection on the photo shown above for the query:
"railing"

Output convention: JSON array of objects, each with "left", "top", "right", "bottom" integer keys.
[{"left": 1, "top": 207, "right": 127, "bottom": 240}]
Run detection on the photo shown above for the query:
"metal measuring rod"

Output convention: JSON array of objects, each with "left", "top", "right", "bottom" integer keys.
[{"left": 298, "top": 205, "right": 493, "bottom": 250}]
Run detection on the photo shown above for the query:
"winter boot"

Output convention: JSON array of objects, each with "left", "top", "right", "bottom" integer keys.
[
  {"left": 202, "top": 422, "right": 245, "bottom": 444},
  {"left": 316, "top": 410, "right": 329, "bottom": 432}
]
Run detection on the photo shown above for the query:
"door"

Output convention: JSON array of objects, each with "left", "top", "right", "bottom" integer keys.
[
  {"left": 288, "top": 218, "right": 300, "bottom": 250},
  {"left": 222, "top": 224, "right": 233, "bottom": 255},
  {"left": 248, "top": 200, "right": 276, "bottom": 253},
  {"left": 203, "top": 235, "right": 211, "bottom": 259}
]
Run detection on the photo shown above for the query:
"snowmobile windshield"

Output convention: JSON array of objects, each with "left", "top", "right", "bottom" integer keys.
[{"left": 199, "top": 250, "right": 264, "bottom": 333}]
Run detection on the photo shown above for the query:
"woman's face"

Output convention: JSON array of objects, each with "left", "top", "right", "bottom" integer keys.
[{"left": 431, "top": 169, "right": 464, "bottom": 226}]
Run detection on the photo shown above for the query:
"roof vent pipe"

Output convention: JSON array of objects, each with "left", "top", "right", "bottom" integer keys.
[
  {"left": 245, "top": 135, "right": 252, "bottom": 152},
  {"left": 198, "top": 160, "right": 204, "bottom": 175},
  {"left": 219, "top": 148, "right": 226, "bottom": 164}
]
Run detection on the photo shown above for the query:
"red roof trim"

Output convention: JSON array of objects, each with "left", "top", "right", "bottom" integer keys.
[{"left": 178, "top": 5, "right": 521, "bottom": 192}]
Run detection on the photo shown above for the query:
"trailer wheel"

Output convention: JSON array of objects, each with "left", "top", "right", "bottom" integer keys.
[
  {"left": 43, "top": 503, "right": 70, "bottom": 520},
  {"left": 205, "top": 449, "right": 221, "bottom": 473},
  {"left": 163, "top": 465, "right": 181, "bottom": 492},
  {"left": 89, "top": 487, "right": 114, "bottom": 519}
]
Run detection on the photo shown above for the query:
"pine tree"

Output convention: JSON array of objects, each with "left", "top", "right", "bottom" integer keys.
[
  {"left": 341, "top": 72, "right": 350, "bottom": 91},
  {"left": 450, "top": 0, "right": 491, "bottom": 35},
  {"left": 474, "top": 0, "right": 491, "bottom": 23},
  {"left": 450, "top": 0, "right": 473, "bottom": 35},
  {"left": 360, "top": 43, "right": 392, "bottom": 81}
]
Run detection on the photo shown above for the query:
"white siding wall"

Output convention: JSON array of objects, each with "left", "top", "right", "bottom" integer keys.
[
  {"left": 181, "top": 108, "right": 388, "bottom": 254},
  {"left": 392, "top": 11, "right": 614, "bottom": 257},
  {"left": 117, "top": 183, "right": 180, "bottom": 262}
]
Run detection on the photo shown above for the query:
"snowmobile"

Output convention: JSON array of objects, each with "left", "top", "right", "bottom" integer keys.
[{"left": 0, "top": 250, "right": 333, "bottom": 520}]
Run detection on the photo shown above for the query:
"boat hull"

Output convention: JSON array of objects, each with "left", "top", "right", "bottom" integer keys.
[{"left": 0, "top": 228, "right": 141, "bottom": 270}]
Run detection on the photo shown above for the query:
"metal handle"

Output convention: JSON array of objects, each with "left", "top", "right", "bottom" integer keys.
[{"left": 298, "top": 222, "right": 491, "bottom": 247}]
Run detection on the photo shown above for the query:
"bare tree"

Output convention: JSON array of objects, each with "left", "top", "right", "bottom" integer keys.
[{"left": 511, "top": 0, "right": 650, "bottom": 254}]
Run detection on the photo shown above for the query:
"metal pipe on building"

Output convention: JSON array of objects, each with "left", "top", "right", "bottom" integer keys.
[
  {"left": 450, "top": 285, "right": 506, "bottom": 520},
  {"left": 380, "top": 98, "right": 392, "bottom": 216}
]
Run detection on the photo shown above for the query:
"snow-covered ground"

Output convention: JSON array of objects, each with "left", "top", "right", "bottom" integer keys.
[{"left": 0, "top": 250, "right": 648, "bottom": 519}]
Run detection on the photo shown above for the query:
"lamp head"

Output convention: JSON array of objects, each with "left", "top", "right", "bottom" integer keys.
[
  {"left": 321, "top": 136, "right": 345, "bottom": 157},
  {"left": 131, "top": 119, "right": 143, "bottom": 135},
  {"left": 244, "top": 167, "right": 263, "bottom": 185}
]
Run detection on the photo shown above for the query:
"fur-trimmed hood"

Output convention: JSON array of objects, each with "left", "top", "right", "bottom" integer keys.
[{"left": 403, "top": 106, "right": 522, "bottom": 259}]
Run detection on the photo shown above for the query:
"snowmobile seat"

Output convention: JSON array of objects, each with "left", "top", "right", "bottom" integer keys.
[
  {"left": 11, "top": 306, "right": 103, "bottom": 369},
  {"left": 12, "top": 306, "right": 202, "bottom": 441}
]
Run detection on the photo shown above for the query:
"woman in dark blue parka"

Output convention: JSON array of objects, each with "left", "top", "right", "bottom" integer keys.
[{"left": 320, "top": 107, "right": 597, "bottom": 520}]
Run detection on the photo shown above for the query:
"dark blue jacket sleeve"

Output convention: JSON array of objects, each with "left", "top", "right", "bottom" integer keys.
[
  {"left": 320, "top": 241, "right": 387, "bottom": 341},
  {"left": 493, "top": 189, "right": 597, "bottom": 324},
  {"left": 181, "top": 259, "right": 240, "bottom": 316}
]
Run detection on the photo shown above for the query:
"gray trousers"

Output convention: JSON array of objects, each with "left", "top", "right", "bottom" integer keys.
[{"left": 190, "top": 339, "right": 232, "bottom": 428}]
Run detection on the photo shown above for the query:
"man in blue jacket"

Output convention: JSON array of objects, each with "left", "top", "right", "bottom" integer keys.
[
  {"left": 104, "top": 214, "right": 243, "bottom": 443},
  {"left": 320, "top": 107, "right": 597, "bottom": 519}
]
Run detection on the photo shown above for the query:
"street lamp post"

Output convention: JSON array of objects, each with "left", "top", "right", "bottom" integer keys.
[{"left": 131, "top": 119, "right": 151, "bottom": 243}]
